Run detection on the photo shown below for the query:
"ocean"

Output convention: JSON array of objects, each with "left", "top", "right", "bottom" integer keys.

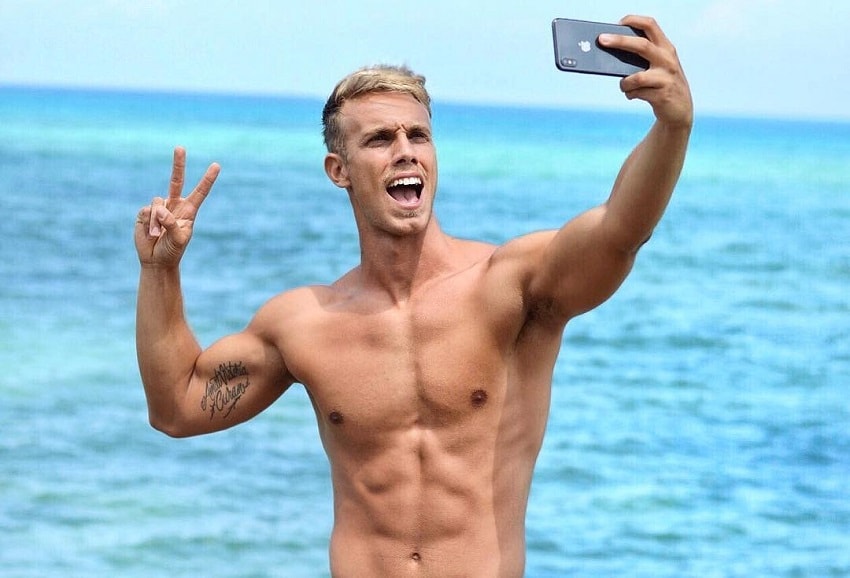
[{"left": 0, "top": 86, "right": 848, "bottom": 577}]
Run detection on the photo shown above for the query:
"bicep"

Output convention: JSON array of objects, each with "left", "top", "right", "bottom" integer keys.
[
  {"left": 176, "top": 328, "right": 292, "bottom": 436},
  {"left": 525, "top": 205, "right": 637, "bottom": 320}
]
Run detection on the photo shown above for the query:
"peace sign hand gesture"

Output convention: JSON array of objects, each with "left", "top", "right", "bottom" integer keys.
[{"left": 134, "top": 147, "right": 220, "bottom": 268}]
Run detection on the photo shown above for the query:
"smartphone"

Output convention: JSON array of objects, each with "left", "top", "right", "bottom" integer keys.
[{"left": 552, "top": 18, "right": 649, "bottom": 77}]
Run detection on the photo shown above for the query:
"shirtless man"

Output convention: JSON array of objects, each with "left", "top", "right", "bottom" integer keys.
[{"left": 135, "top": 16, "right": 692, "bottom": 577}]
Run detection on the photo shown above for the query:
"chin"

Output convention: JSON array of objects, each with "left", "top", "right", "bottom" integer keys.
[{"left": 388, "top": 211, "right": 433, "bottom": 236}]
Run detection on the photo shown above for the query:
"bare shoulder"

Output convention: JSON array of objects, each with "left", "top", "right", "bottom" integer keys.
[
  {"left": 486, "top": 230, "right": 557, "bottom": 284},
  {"left": 249, "top": 284, "right": 339, "bottom": 336},
  {"left": 492, "top": 230, "right": 555, "bottom": 258}
]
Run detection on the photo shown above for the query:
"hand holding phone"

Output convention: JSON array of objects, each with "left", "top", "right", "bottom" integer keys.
[{"left": 552, "top": 18, "right": 649, "bottom": 77}]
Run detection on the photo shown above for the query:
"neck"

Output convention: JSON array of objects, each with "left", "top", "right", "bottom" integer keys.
[{"left": 356, "top": 218, "right": 453, "bottom": 304}]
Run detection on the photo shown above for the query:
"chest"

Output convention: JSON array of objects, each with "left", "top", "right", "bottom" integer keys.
[{"left": 283, "top": 275, "right": 523, "bottom": 434}]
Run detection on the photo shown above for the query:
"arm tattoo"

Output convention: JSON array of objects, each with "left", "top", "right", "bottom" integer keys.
[{"left": 200, "top": 361, "right": 250, "bottom": 420}]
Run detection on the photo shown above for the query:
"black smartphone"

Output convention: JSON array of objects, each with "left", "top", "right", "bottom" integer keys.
[{"left": 552, "top": 18, "right": 649, "bottom": 77}]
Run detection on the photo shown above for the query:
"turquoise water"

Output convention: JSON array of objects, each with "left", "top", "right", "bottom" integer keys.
[{"left": 1, "top": 86, "right": 848, "bottom": 577}]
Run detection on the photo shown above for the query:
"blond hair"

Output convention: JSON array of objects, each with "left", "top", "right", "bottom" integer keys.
[{"left": 322, "top": 64, "right": 431, "bottom": 155}]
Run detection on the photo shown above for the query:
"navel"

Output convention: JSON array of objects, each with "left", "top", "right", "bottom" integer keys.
[
  {"left": 328, "top": 410, "right": 344, "bottom": 425},
  {"left": 470, "top": 389, "right": 488, "bottom": 408},
  {"left": 411, "top": 552, "right": 421, "bottom": 562}
]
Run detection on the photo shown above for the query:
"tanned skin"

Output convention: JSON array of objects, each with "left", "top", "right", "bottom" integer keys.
[{"left": 135, "top": 16, "right": 692, "bottom": 577}]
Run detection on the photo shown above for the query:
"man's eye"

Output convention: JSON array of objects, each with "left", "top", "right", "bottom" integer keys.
[{"left": 367, "top": 135, "right": 390, "bottom": 146}]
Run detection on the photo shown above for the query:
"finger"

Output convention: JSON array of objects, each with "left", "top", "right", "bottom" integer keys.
[
  {"left": 136, "top": 206, "right": 151, "bottom": 228},
  {"left": 618, "top": 15, "right": 671, "bottom": 48},
  {"left": 186, "top": 162, "right": 220, "bottom": 211},
  {"left": 598, "top": 32, "right": 655, "bottom": 63},
  {"left": 154, "top": 205, "right": 179, "bottom": 235},
  {"left": 168, "top": 146, "right": 187, "bottom": 202},
  {"left": 623, "top": 87, "right": 656, "bottom": 103},
  {"left": 149, "top": 197, "right": 165, "bottom": 237},
  {"left": 620, "top": 69, "right": 665, "bottom": 94}
]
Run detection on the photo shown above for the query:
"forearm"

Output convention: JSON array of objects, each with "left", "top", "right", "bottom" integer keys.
[
  {"left": 605, "top": 119, "right": 691, "bottom": 251},
  {"left": 135, "top": 264, "right": 202, "bottom": 428}
]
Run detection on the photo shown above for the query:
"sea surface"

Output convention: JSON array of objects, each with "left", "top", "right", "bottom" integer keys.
[{"left": 1, "top": 86, "right": 848, "bottom": 577}]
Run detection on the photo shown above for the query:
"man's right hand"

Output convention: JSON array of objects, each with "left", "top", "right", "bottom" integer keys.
[{"left": 134, "top": 146, "right": 220, "bottom": 268}]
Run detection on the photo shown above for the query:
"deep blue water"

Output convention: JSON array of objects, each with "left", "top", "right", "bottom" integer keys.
[{"left": 1, "top": 86, "right": 848, "bottom": 577}]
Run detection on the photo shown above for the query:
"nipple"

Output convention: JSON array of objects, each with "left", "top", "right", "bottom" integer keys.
[
  {"left": 470, "top": 389, "right": 488, "bottom": 408},
  {"left": 328, "top": 410, "right": 344, "bottom": 425}
]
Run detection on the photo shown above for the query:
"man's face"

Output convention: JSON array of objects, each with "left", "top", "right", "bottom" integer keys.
[{"left": 325, "top": 92, "right": 438, "bottom": 237}]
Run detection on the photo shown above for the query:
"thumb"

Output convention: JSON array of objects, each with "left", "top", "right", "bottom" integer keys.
[
  {"left": 153, "top": 207, "right": 194, "bottom": 265},
  {"left": 153, "top": 204, "right": 179, "bottom": 237},
  {"left": 148, "top": 197, "right": 166, "bottom": 237}
]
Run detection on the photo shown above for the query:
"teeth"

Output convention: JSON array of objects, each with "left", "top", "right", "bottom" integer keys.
[{"left": 389, "top": 177, "right": 422, "bottom": 188}]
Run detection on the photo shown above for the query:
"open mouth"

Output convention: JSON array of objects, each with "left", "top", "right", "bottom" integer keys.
[{"left": 386, "top": 176, "right": 423, "bottom": 206}]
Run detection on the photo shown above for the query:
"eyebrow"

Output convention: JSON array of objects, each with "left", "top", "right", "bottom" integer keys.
[
  {"left": 361, "top": 127, "right": 394, "bottom": 142},
  {"left": 360, "top": 124, "right": 431, "bottom": 143}
]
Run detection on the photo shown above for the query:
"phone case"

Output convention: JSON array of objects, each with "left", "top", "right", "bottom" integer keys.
[{"left": 552, "top": 18, "right": 649, "bottom": 77}]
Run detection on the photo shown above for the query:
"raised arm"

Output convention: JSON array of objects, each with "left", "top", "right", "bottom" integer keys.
[
  {"left": 523, "top": 15, "right": 692, "bottom": 321},
  {"left": 134, "top": 147, "right": 290, "bottom": 437}
]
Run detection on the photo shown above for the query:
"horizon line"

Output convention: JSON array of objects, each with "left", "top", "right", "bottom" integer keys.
[{"left": 2, "top": 81, "right": 848, "bottom": 126}]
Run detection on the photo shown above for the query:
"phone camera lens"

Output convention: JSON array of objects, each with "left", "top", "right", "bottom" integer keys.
[{"left": 560, "top": 58, "right": 577, "bottom": 68}]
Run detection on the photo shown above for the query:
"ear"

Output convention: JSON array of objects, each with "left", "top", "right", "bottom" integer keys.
[{"left": 324, "top": 153, "right": 350, "bottom": 189}]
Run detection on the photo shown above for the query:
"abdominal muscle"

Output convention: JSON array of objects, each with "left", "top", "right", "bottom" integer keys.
[{"left": 320, "top": 385, "right": 538, "bottom": 578}]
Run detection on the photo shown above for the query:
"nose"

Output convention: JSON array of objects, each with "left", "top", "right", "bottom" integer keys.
[{"left": 392, "top": 133, "right": 417, "bottom": 166}]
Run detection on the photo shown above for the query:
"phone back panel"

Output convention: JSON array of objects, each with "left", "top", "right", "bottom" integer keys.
[{"left": 552, "top": 18, "right": 649, "bottom": 77}]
